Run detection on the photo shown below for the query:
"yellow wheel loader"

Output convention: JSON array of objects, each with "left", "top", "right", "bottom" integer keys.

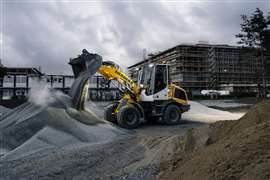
[{"left": 69, "top": 49, "right": 190, "bottom": 129}]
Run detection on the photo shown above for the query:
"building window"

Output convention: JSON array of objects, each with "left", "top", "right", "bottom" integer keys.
[
  {"left": 16, "top": 90, "right": 26, "bottom": 96},
  {"left": 3, "top": 90, "right": 13, "bottom": 99},
  {"left": 3, "top": 90, "right": 9, "bottom": 97},
  {"left": 89, "top": 77, "right": 96, "bottom": 84},
  {"left": 4, "top": 76, "right": 14, "bottom": 83},
  {"left": 16, "top": 76, "right": 26, "bottom": 83}
]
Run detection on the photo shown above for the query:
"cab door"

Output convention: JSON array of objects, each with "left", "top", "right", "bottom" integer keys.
[{"left": 152, "top": 65, "right": 169, "bottom": 100}]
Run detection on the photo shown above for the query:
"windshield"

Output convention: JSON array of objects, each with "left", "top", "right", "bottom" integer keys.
[{"left": 138, "top": 65, "right": 153, "bottom": 88}]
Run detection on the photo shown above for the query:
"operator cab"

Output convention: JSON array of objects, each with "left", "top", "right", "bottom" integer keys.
[{"left": 137, "top": 64, "right": 170, "bottom": 101}]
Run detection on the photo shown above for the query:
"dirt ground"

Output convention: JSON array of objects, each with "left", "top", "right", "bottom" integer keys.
[
  {"left": 157, "top": 100, "right": 270, "bottom": 180},
  {"left": 1, "top": 99, "right": 268, "bottom": 180},
  {"left": 0, "top": 111, "right": 199, "bottom": 180},
  {"left": 0, "top": 95, "right": 201, "bottom": 180}
]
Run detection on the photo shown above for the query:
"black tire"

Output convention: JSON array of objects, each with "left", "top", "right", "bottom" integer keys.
[
  {"left": 104, "top": 103, "right": 119, "bottom": 123},
  {"left": 162, "top": 104, "right": 182, "bottom": 125},
  {"left": 117, "top": 105, "right": 141, "bottom": 129}
]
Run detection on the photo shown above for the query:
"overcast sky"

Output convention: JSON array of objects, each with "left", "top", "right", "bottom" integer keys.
[{"left": 1, "top": 0, "right": 269, "bottom": 74}]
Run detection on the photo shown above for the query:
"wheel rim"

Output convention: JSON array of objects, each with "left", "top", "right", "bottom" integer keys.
[
  {"left": 125, "top": 111, "right": 137, "bottom": 125},
  {"left": 168, "top": 108, "right": 179, "bottom": 122}
]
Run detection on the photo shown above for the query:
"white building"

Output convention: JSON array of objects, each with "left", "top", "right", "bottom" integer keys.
[{"left": 0, "top": 66, "right": 121, "bottom": 101}]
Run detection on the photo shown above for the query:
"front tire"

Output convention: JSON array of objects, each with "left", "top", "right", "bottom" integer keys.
[
  {"left": 104, "top": 103, "right": 119, "bottom": 123},
  {"left": 117, "top": 105, "right": 141, "bottom": 129},
  {"left": 162, "top": 104, "right": 182, "bottom": 125}
]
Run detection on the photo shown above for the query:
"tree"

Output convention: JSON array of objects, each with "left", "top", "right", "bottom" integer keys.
[
  {"left": 236, "top": 8, "right": 270, "bottom": 98},
  {"left": 236, "top": 8, "right": 270, "bottom": 49}
]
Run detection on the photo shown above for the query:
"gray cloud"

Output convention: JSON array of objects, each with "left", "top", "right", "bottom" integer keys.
[{"left": 1, "top": 0, "right": 269, "bottom": 74}]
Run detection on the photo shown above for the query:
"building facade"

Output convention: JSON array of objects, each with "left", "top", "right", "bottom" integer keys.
[
  {"left": 1, "top": 67, "right": 43, "bottom": 100},
  {"left": 0, "top": 67, "right": 121, "bottom": 101},
  {"left": 128, "top": 44, "right": 270, "bottom": 95}
]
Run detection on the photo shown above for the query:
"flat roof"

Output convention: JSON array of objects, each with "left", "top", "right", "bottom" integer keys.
[
  {"left": 5, "top": 67, "right": 43, "bottom": 76},
  {"left": 128, "top": 43, "right": 246, "bottom": 69}
]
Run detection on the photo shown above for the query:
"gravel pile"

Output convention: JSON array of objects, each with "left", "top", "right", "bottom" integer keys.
[
  {"left": 0, "top": 92, "right": 124, "bottom": 161},
  {"left": 0, "top": 105, "right": 11, "bottom": 118}
]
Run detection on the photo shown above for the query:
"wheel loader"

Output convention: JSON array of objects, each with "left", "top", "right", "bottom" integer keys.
[{"left": 69, "top": 49, "right": 190, "bottom": 129}]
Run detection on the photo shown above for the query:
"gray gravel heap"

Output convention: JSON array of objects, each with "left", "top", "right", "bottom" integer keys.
[{"left": 0, "top": 92, "right": 124, "bottom": 161}]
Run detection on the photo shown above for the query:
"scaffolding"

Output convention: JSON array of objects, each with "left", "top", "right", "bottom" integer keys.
[{"left": 128, "top": 44, "right": 270, "bottom": 95}]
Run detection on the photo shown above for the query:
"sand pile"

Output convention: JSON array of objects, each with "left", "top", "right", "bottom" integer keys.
[
  {"left": 157, "top": 100, "right": 270, "bottom": 180},
  {"left": 0, "top": 91, "right": 123, "bottom": 161},
  {"left": 182, "top": 101, "right": 244, "bottom": 123}
]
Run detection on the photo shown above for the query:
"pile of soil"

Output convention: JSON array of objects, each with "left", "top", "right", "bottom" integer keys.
[
  {"left": 0, "top": 90, "right": 152, "bottom": 179},
  {"left": 0, "top": 92, "right": 124, "bottom": 161},
  {"left": 157, "top": 100, "right": 270, "bottom": 180},
  {"left": 1, "top": 91, "right": 268, "bottom": 179}
]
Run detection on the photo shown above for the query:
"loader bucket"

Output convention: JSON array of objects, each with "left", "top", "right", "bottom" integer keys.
[{"left": 69, "top": 49, "right": 102, "bottom": 110}]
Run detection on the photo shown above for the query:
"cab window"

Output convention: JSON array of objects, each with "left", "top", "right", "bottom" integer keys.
[{"left": 154, "top": 65, "right": 167, "bottom": 94}]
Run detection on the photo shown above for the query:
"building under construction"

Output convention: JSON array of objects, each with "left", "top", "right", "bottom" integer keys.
[{"left": 128, "top": 43, "right": 270, "bottom": 96}]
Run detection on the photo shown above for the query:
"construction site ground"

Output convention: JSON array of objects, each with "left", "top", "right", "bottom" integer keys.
[{"left": 0, "top": 94, "right": 269, "bottom": 180}]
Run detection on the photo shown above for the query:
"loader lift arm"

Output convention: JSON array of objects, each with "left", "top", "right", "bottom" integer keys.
[
  {"left": 68, "top": 49, "right": 140, "bottom": 110},
  {"left": 97, "top": 61, "right": 140, "bottom": 100}
]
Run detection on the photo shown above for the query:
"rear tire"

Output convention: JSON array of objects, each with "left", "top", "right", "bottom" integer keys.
[
  {"left": 117, "top": 105, "right": 141, "bottom": 129},
  {"left": 104, "top": 103, "right": 119, "bottom": 124},
  {"left": 162, "top": 104, "right": 182, "bottom": 125}
]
